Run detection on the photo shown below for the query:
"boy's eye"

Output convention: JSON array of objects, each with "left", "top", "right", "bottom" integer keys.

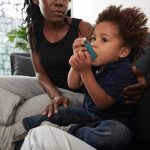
[
  {"left": 102, "top": 37, "right": 108, "bottom": 42},
  {"left": 91, "top": 36, "right": 96, "bottom": 41}
]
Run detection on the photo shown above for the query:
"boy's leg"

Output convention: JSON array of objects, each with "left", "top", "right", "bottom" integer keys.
[
  {"left": 22, "top": 107, "right": 90, "bottom": 131},
  {"left": 21, "top": 125, "right": 96, "bottom": 150},
  {"left": 71, "top": 120, "right": 132, "bottom": 150}
]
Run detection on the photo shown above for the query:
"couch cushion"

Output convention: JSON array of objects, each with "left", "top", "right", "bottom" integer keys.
[{"left": 12, "top": 55, "right": 35, "bottom": 76}]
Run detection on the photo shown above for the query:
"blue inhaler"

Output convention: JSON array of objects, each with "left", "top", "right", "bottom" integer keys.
[{"left": 84, "top": 39, "right": 97, "bottom": 60}]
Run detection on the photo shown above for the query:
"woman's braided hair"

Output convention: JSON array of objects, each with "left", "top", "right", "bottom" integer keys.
[
  {"left": 22, "top": 0, "right": 44, "bottom": 52},
  {"left": 95, "top": 5, "right": 149, "bottom": 62}
]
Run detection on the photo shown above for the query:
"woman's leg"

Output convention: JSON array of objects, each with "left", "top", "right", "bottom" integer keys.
[
  {"left": 0, "top": 76, "right": 45, "bottom": 126},
  {"left": 21, "top": 125, "right": 96, "bottom": 150},
  {"left": 58, "top": 88, "right": 84, "bottom": 107},
  {"left": 0, "top": 76, "right": 45, "bottom": 149},
  {"left": 0, "top": 76, "right": 45, "bottom": 99},
  {"left": 72, "top": 120, "right": 132, "bottom": 150},
  {"left": 0, "top": 76, "right": 84, "bottom": 103}
]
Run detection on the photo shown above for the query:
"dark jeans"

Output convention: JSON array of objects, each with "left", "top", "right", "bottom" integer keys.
[{"left": 23, "top": 106, "right": 132, "bottom": 150}]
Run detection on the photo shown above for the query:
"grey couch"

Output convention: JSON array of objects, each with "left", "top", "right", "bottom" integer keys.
[{"left": 10, "top": 34, "right": 150, "bottom": 150}]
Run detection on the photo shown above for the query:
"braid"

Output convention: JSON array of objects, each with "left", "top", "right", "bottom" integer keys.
[{"left": 22, "top": 0, "right": 44, "bottom": 52}]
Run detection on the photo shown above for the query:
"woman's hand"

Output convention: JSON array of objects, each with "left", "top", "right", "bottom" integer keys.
[
  {"left": 123, "top": 66, "right": 148, "bottom": 103},
  {"left": 42, "top": 96, "right": 68, "bottom": 117}
]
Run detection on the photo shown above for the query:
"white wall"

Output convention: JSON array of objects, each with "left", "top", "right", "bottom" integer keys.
[{"left": 72, "top": 0, "right": 150, "bottom": 28}]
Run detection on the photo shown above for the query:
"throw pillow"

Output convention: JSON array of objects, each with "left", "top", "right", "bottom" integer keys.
[{"left": 13, "top": 55, "right": 35, "bottom": 76}]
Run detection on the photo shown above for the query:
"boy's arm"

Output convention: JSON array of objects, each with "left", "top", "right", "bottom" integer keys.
[
  {"left": 81, "top": 70, "right": 114, "bottom": 109},
  {"left": 68, "top": 67, "right": 83, "bottom": 89}
]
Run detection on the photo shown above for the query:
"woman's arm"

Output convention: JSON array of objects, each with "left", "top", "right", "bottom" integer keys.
[
  {"left": 31, "top": 51, "right": 68, "bottom": 116},
  {"left": 31, "top": 51, "right": 61, "bottom": 99},
  {"left": 79, "top": 21, "right": 93, "bottom": 39},
  {"left": 123, "top": 66, "right": 148, "bottom": 103}
]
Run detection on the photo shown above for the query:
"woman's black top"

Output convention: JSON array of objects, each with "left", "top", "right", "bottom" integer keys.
[{"left": 38, "top": 18, "right": 83, "bottom": 93}]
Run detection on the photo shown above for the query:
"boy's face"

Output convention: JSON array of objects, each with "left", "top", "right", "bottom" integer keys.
[{"left": 91, "top": 21, "right": 129, "bottom": 66}]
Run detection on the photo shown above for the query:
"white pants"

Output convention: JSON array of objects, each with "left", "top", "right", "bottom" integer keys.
[{"left": 21, "top": 125, "right": 96, "bottom": 150}]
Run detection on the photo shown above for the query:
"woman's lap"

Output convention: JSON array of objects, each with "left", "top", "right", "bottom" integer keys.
[{"left": 21, "top": 125, "right": 96, "bottom": 150}]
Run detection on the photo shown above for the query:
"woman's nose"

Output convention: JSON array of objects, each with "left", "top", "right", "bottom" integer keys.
[{"left": 54, "top": 0, "right": 66, "bottom": 6}]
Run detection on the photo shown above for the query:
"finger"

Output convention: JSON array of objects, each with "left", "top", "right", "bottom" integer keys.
[
  {"left": 123, "top": 89, "right": 145, "bottom": 97},
  {"left": 69, "top": 56, "right": 74, "bottom": 66},
  {"left": 73, "top": 53, "right": 83, "bottom": 64},
  {"left": 63, "top": 99, "right": 68, "bottom": 108},
  {"left": 123, "top": 81, "right": 148, "bottom": 93},
  {"left": 84, "top": 51, "right": 92, "bottom": 61},
  {"left": 74, "top": 47, "right": 86, "bottom": 54},
  {"left": 48, "top": 105, "right": 54, "bottom": 117},
  {"left": 78, "top": 51, "right": 86, "bottom": 61},
  {"left": 74, "top": 37, "right": 85, "bottom": 45},
  {"left": 70, "top": 55, "right": 78, "bottom": 67},
  {"left": 123, "top": 94, "right": 142, "bottom": 100},
  {"left": 73, "top": 39, "right": 85, "bottom": 50},
  {"left": 42, "top": 111, "right": 47, "bottom": 115},
  {"left": 54, "top": 101, "right": 59, "bottom": 114},
  {"left": 42, "top": 105, "right": 49, "bottom": 115},
  {"left": 42, "top": 109, "right": 47, "bottom": 115},
  {"left": 132, "top": 66, "right": 144, "bottom": 78}
]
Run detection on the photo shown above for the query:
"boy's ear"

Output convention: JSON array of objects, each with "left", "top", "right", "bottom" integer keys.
[
  {"left": 119, "top": 47, "right": 131, "bottom": 58},
  {"left": 32, "top": 0, "right": 39, "bottom": 5}
]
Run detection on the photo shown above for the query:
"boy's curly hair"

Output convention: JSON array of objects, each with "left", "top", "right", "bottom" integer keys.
[{"left": 95, "top": 5, "right": 149, "bottom": 62}]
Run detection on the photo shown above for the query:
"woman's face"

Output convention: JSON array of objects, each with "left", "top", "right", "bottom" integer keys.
[{"left": 37, "top": 0, "right": 69, "bottom": 23}]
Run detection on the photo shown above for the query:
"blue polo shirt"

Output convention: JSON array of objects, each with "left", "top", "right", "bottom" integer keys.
[{"left": 83, "top": 58, "right": 137, "bottom": 129}]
